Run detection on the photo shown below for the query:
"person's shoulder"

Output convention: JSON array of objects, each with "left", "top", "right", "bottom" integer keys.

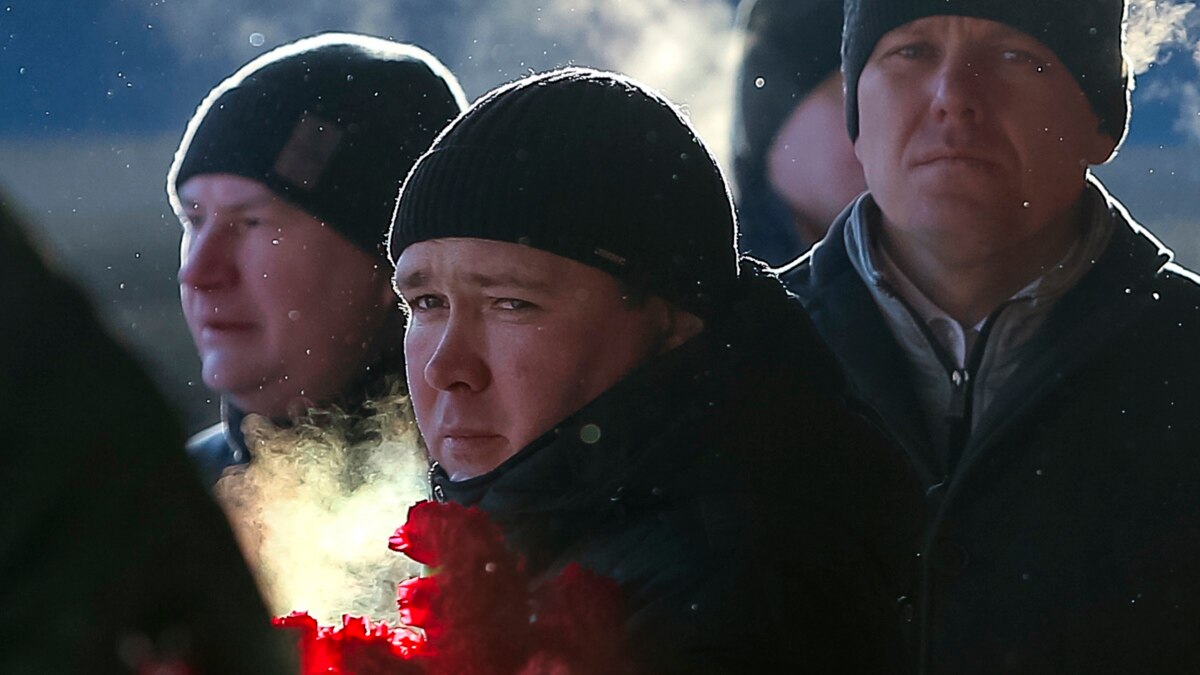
[
  {"left": 775, "top": 247, "right": 814, "bottom": 289},
  {"left": 1095, "top": 184, "right": 1200, "bottom": 315},
  {"left": 1142, "top": 261, "right": 1200, "bottom": 341},
  {"left": 774, "top": 199, "right": 861, "bottom": 300},
  {"left": 1157, "top": 261, "right": 1200, "bottom": 294}
]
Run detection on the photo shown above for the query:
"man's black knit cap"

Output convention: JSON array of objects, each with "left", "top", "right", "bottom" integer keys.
[
  {"left": 388, "top": 68, "right": 738, "bottom": 319},
  {"left": 842, "top": 0, "right": 1131, "bottom": 146},
  {"left": 734, "top": 0, "right": 844, "bottom": 185},
  {"left": 168, "top": 33, "right": 465, "bottom": 257}
]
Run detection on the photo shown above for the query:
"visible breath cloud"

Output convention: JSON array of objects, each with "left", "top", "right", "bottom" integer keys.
[
  {"left": 150, "top": 0, "right": 738, "bottom": 169},
  {"left": 215, "top": 382, "right": 429, "bottom": 623},
  {"left": 1126, "top": 0, "right": 1196, "bottom": 75},
  {"left": 1123, "top": 1, "right": 1200, "bottom": 144}
]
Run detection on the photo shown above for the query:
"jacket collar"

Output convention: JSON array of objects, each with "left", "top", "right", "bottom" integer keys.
[
  {"left": 785, "top": 176, "right": 1178, "bottom": 492},
  {"left": 220, "top": 346, "right": 408, "bottom": 460},
  {"left": 220, "top": 398, "right": 251, "bottom": 462},
  {"left": 782, "top": 201, "right": 941, "bottom": 486},
  {"left": 956, "top": 178, "right": 1173, "bottom": 480},
  {"left": 432, "top": 259, "right": 824, "bottom": 509},
  {"left": 433, "top": 329, "right": 722, "bottom": 518}
]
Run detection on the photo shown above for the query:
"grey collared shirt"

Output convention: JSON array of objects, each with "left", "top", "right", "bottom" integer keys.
[{"left": 844, "top": 182, "right": 1115, "bottom": 469}]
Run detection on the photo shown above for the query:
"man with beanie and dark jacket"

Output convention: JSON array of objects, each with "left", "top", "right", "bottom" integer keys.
[
  {"left": 390, "top": 67, "right": 926, "bottom": 673},
  {"left": 167, "top": 34, "right": 465, "bottom": 485},
  {"left": 733, "top": 0, "right": 866, "bottom": 265},
  {"left": 783, "top": 1, "right": 1200, "bottom": 671}
]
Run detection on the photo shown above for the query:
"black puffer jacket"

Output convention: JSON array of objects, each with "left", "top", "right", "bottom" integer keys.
[
  {"left": 784, "top": 186, "right": 1200, "bottom": 673},
  {"left": 434, "top": 261, "right": 926, "bottom": 673}
]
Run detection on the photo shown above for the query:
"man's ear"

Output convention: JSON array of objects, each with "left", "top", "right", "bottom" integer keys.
[
  {"left": 1085, "top": 116, "right": 1120, "bottom": 166},
  {"left": 661, "top": 306, "right": 704, "bottom": 353}
]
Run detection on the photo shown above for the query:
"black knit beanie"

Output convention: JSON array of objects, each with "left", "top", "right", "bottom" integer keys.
[
  {"left": 842, "top": 0, "right": 1130, "bottom": 146},
  {"left": 388, "top": 68, "right": 738, "bottom": 320},
  {"left": 168, "top": 33, "right": 466, "bottom": 257},
  {"left": 733, "top": 0, "right": 844, "bottom": 186}
]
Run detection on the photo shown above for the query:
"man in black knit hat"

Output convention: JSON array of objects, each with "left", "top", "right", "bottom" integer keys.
[
  {"left": 733, "top": 0, "right": 866, "bottom": 265},
  {"left": 783, "top": 0, "right": 1200, "bottom": 671},
  {"left": 167, "top": 33, "right": 465, "bottom": 485},
  {"left": 389, "top": 67, "right": 926, "bottom": 673}
]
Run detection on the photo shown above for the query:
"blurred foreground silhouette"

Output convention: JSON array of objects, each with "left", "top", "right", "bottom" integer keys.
[{"left": 0, "top": 191, "right": 293, "bottom": 674}]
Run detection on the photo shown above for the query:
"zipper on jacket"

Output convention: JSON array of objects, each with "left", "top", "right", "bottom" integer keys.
[
  {"left": 877, "top": 279, "right": 1009, "bottom": 474},
  {"left": 428, "top": 461, "right": 447, "bottom": 503},
  {"left": 943, "top": 310, "right": 1004, "bottom": 471}
]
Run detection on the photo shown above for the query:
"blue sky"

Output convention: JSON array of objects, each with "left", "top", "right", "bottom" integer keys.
[
  {"left": 2, "top": 1, "right": 190, "bottom": 137},
  {"left": 4, "top": 1, "right": 1199, "bottom": 144}
]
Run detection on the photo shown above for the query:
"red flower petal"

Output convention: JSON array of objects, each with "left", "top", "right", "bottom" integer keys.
[
  {"left": 272, "top": 610, "right": 319, "bottom": 633},
  {"left": 396, "top": 576, "right": 441, "bottom": 630},
  {"left": 388, "top": 500, "right": 442, "bottom": 565}
]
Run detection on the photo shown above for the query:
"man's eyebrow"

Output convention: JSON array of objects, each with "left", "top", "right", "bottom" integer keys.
[
  {"left": 180, "top": 195, "right": 276, "bottom": 211},
  {"left": 393, "top": 270, "right": 555, "bottom": 292},
  {"left": 394, "top": 270, "right": 430, "bottom": 291},
  {"left": 465, "top": 271, "right": 554, "bottom": 292}
]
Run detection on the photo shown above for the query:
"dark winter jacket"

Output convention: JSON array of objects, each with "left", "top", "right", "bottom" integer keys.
[
  {"left": 434, "top": 261, "right": 926, "bottom": 674},
  {"left": 188, "top": 400, "right": 251, "bottom": 486},
  {"left": 0, "top": 197, "right": 293, "bottom": 673},
  {"left": 783, "top": 184, "right": 1200, "bottom": 673}
]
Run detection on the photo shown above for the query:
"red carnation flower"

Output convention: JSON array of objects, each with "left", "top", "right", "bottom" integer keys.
[
  {"left": 530, "top": 563, "right": 628, "bottom": 674},
  {"left": 390, "top": 500, "right": 511, "bottom": 573},
  {"left": 396, "top": 576, "right": 441, "bottom": 631},
  {"left": 387, "top": 502, "right": 440, "bottom": 566},
  {"left": 278, "top": 501, "right": 631, "bottom": 675}
]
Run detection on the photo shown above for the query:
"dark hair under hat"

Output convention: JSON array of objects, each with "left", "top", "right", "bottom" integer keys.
[
  {"left": 842, "top": 0, "right": 1131, "bottom": 147},
  {"left": 388, "top": 68, "right": 738, "bottom": 320},
  {"left": 167, "top": 33, "right": 466, "bottom": 257}
]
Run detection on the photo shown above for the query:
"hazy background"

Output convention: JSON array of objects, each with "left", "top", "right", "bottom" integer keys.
[{"left": 3, "top": 0, "right": 1199, "bottom": 433}]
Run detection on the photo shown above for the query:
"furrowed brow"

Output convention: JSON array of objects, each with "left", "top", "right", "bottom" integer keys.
[
  {"left": 181, "top": 195, "right": 276, "bottom": 212},
  {"left": 466, "top": 272, "right": 554, "bottom": 292},
  {"left": 394, "top": 270, "right": 430, "bottom": 292}
]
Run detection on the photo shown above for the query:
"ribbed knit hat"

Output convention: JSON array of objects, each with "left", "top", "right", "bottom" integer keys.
[
  {"left": 842, "top": 0, "right": 1131, "bottom": 146},
  {"left": 388, "top": 68, "right": 739, "bottom": 319},
  {"left": 734, "top": 0, "right": 844, "bottom": 186},
  {"left": 167, "top": 33, "right": 466, "bottom": 257},
  {"left": 732, "top": 0, "right": 845, "bottom": 264}
]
